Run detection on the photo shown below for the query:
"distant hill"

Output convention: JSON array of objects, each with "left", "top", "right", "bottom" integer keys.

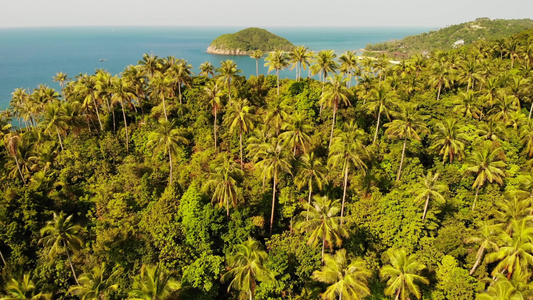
[
  {"left": 364, "top": 18, "right": 533, "bottom": 58},
  {"left": 207, "top": 27, "right": 294, "bottom": 55}
]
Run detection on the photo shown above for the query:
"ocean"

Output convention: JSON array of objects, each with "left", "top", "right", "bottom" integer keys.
[{"left": 0, "top": 26, "right": 431, "bottom": 109}]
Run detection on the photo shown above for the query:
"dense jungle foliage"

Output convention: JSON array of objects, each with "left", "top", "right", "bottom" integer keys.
[
  {"left": 1, "top": 26, "right": 533, "bottom": 300},
  {"left": 365, "top": 18, "right": 533, "bottom": 58},
  {"left": 209, "top": 27, "right": 294, "bottom": 53}
]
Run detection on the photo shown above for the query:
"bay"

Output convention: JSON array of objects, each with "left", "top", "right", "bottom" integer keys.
[{"left": 0, "top": 26, "right": 430, "bottom": 109}]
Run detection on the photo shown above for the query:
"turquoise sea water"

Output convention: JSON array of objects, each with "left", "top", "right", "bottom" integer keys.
[{"left": 0, "top": 26, "right": 431, "bottom": 109}]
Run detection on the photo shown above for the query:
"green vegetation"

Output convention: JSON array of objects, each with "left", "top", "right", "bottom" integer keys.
[
  {"left": 365, "top": 18, "right": 533, "bottom": 58},
  {"left": 2, "top": 26, "right": 533, "bottom": 300},
  {"left": 208, "top": 27, "right": 294, "bottom": 54}
]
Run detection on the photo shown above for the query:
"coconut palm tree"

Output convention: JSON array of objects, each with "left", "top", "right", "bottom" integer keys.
[
  {"left": 380, "top": 249, "right": 429, "bottom": 300},
  {"left": 264, "top": 96, "right": 290, "bottom": 136},
  {"left": 279, "top": 112, "right": 313, "bottom": 155},
  {"left": 328, "top": 122, "right": 367, "bottom": 225},
  {"left": 296, "top": 196, "right": 348, "bottom": 260},
  {"left": 465, "top": 220, "right": 499, "bottom": 275},
  {"left": 1, "top": 273, "right": 51, "bottom": 300},
  {"left": 430, "top": 118, "right": 466, "bottom": 164},
  {"left": 42, "top": 101, "right": 68, "bottom": 151},
  {"left": 149, "top": 74, "right": 173, "bottom": 121},
  {"left": 384, "top": 105, "right": 428, "bottom": 182},
  {"left": 295, "top": 152, "right": 327, "bottom": 220},
  {"left": 339, "top": 50, "right": 359, "bottom": 87},
  {"left": 320, "top": 74, "right": 353, "bottom": 149},
  {"left": 413, "top": 171, "right": 447, "bottom": 220},
  {"left": 202, "top": 81, "right": 224, "bottom": 151},
  {"left": 223, "top": 98, "right": 255, "bottom": 170},
  {"left": 218, "top": 60, "right": 241, "bottom": 103},
  {"left": 203, "top": 153, "right": 243, "bottom": 217},
  {"left": 467, "top": 142, "right": 506, "bottom": 210},
  {"left": 222, "top": 238, "right": 273, "bottom": 300},
  {"left": 138, "top": 53, "right": 163, "bottom": 79},
  {"left": 146, "top": 119, "right": 189, "bottom": 185},
  {"left": 264, "top": 50, "right": 290, "bottom": 96},
  {"left": 312, "top": 249, "right": 371, "bottom": 300},
  {"left": 428, "top": 60, "right": 453, "bottom": 101},
  {"left": 39, "top": 212, "right": 83, "bottom": 284},
  {"left": 128, "top": 263, "right": 180, "bottom": 300},
  {"left": 255, "top": 138, "right": 293, "bottom": 235},
  {"left": 519, "top": 119, "right": 533, "bottom": 157},
  {"left": 169, "top": 59, "right": 193, "bottom": 105},
  {"left": 53, "top": 72, "right": 69, "bottom": 93},
  {"left": 4, "top": 132, "right": 27, "bottom": 185},
  {"left": 485, "top": 218, "right": 533, "bottom": 280},
  {"left": 110, "top": 77, "right": 135, "bottom": 154},
  {"left": 311, "top": 50, "right": 339, "bottom": 114},
  {"left": 250, "top": 50, "right": 263, "bottom": 77},
  {"left": 199, "top": 61, "right": 215, "bottom": 78},
  {"left": 363, "top": 82, "right": 398, "bottom": 145},
  {"left": 289, "top": 46, "right": 313, "bottom": 81},
  {"left": 476, "top": 275, "right": 521, "bottom": 300},
  {"left": 68, "top": 263, "right": 122, "bottom": 300}
]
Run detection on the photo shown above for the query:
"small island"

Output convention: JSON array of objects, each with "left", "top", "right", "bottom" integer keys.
[{"left": 207, "top": 27, "right": 294, "bottom": 55}]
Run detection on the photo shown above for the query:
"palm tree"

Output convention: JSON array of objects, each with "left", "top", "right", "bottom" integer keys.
[
  {"left": 328, "top": 122, "right": 367, "bottom": 225},
  {"left": 149, "top": 74, "right": 173, "bottom": 121},
  {"left": 4, "top": 132, "right": 27, "bottom": 184},
  {"left": 476, "top": 275, "right": 519, "bottom": 300},
  {"left": 250, "top": 50, "right": 263, "bottom": 77},
  {"left": 202, "top": 81, "right": 224, "bottom": 151},
  {"left": 339, "top": 50, "right": 359, "bottom": 87},
  {"left": 311, "top": 50, "right": 339, "bottom": 114},
  {"left": 363, "top": 82, "right": 398, "bottom": 144},
  {"left": 223, "top": 98, "right": 255, "bottom": 170},
  {"left": 520, "top": 119, "right": 533, "bottom": 157},
  {"left": 222, "top": 238, "right": 273, "bottom": 300},
  {"left": 199, "top": 61, "right": 215, "bottom": 78},
  {"left": 279, "top": 112, "right": 313, "bottom": 155},
  {"left": 485, "top": 218, "right": 533, "bottom": 280},
  {"left": 169, "top": 59, "right": 193, "bottom": 105},
  {"left": 295, "top": 152, "right": 327, "bottom": 220},
  {"left": 467, "top": 142, "right": 506, "bottom": 210},
  {"left": 110, "top": 77, "right": 135, "bottom": 154},
  {"left": 128, "top": 263, "right": 180, "bottom": 300},
  {"left": 428, "top": 60, "right": 453, "bottom": 101},
  {"left": 147, "top": 119, "right": 189, "bottom": 184},
  {"left": 138, "top": 53, "right": 163, "bottom": 79},
  {"left": 42, "top": 101, "right": 68, "bottom": 151},
  {"left": 203, "top": 153, "right": 243, "bottom": 217},
  {"left": 1, "top": 273, "right": 51, "bottom": 300},
  {"left": 264, "top": 96, "right": 290, "bottom": 136},
  {"left": 74, "top": 74, "right": 104, "bottom": 130},
  {"left": 465, "top": 220, "right": 499, "bottom": 275},
  {"left": 254, "top": 138, "right": 293, "bottom": 235},
  {"left": 53, "top": 72, "right": 68, "bottom": 92},
  {"left": 454, "top": 90, "right": 483, "bottom": 120},
  {"left": 39, "top": 212, "right": 83, "bottom": 284},
  {"left": 413, "top": 171, "right": 447, "bottom": 220},
  {"left": 218, "top": 60, "right": 241, "bottom": 103},
  {"left": 380, "top": 249, "right": 429, "bottom": 300},
  {"left": 69, "top": 263, "right": 122, "bottom": 300},
  {"left": 384, "top": 105, "right": 428, "bottom": 182},
  {"left": 430, "top": 118, "right": 466, "bottom": 164},
  {"left": 289, "top": 46, "right": 312, "bottom": 81},
  {"left": 296, "top": 196, "right": 348, "bottom": 260},
  {"left": 312, "top": 249, "right": 371, "bottom": 300},
  {"left": 320, "top": 74, "right": 353, "bottom": 149},
  {"left": 264, "top": 50, "right": 290, "bottom": 96}
]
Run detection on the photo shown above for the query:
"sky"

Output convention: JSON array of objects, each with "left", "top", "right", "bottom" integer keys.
[{"left": 1, "top": 0, "right": 532, "bottom": 28}]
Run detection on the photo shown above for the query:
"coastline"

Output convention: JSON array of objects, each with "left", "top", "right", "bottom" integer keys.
[{"left": 206, "top": 45, "right": 250, "bottom": 56}]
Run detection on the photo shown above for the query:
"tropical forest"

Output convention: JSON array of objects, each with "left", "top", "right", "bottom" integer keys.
[{"left": 1, "top": 26, "right": 533, "bottom": 300}]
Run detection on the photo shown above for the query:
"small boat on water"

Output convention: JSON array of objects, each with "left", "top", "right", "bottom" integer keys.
[{"left": 99, "top": 59, "right": 107, "bottom": 62}]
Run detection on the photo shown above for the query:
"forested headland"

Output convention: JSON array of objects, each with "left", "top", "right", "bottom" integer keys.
[
  {"left": 364, "top": 18, "right": 533, "bottom": 59},
  {"left": 1, "top": 26, "right": 533, "bottom": 300}
]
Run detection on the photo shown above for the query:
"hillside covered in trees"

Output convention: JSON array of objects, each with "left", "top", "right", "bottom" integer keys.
[
  {"left": 364, "top": 18, "right": 533, "bottom": 58},
  {"left": 1, "top": 26, "right": 533, "bottom": 300},
  {"left": 207, "top": 27, "right": 294, "bottom": 55}
]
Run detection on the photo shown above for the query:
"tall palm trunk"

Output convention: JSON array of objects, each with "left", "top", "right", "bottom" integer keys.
[
  {"left": 56, "top": 128, "right": 64, "bottom": 151},
  {"left": 373, "top": 109, "right": 382, "bottom": 144},
  {"left": 161, "top": 93, "right": 168, "bottom": 121},
  {"left": 14, "top": 155, "right": 26, "bottom": 185},
  {"left": 239, "top": 131, "right": 244, "bottom": 171},
  {"left": 270, "top": 175, "right": 277, "bottom": 236},
  {"left": 472, "top": 186, "right": 480, "bottom": 210},
  {"left": 322, "top": 231, "right": 326, "bottom": 262},
  {"left": 63, "top": 240, "right": 79, "bottom": 285},
  {"left": 94, "top": 100, "right": 104, "bottom": 131},
  {"left": 169, "top": 150, "right": 173, "bottom": 185},
  {"left": 528, "top": 101, "right": 533, "bottom": 119},
  {"left": 255, "top": 59, "right": 259, "bottom": 77},
  {"left": 341, "top": 162, "right": 349, "bottom": 226},
  {"left": 329, "top": 103, "right": 338, "bottom": 149},
  {"left": 178, "top": 83, "right": 183, "bottom": 105},
  {"left": 214, "top": 108, "right": 218, "bottom": 151},
  {"left": 276, "top": 69, "right": 280, "bottom": 97},
  {"left": 395, "top": 288, "right": 401, "bottom": 300},
  {"left": 306, "top": 183, "right": 312, "bottom": 221},
  {"left": 0, "top": 249, "right": 6, "bottom": 266},
  {"left": 422, "top": 194, "right": 430, "bottom": 220},
  {"left": 396, "top": 138, "right": 407, "bottom": 182},
  {"left": 436, "top": 83, "right": 442, "bottom": 101},
  {"left": 469, "top": 245, "right": 485, "bottom": 275},
  {"left": 120, "top": 102, "right": 129, "bottom": 154}
]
